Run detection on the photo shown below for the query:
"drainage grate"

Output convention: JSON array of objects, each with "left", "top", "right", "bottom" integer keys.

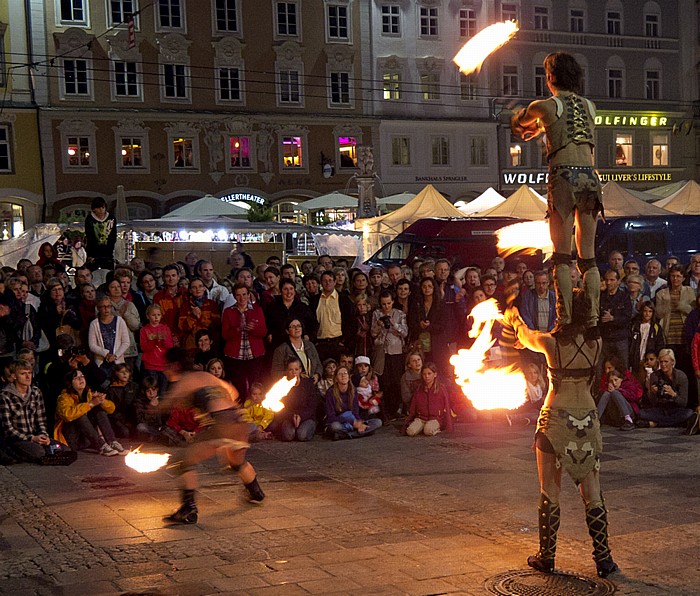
[{"left": 484, "top": 570, "right": 616, "bottom": 595}]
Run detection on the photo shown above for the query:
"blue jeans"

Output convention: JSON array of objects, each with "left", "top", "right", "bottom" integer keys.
[
  {"left": 597, "top": 390, "right": 635, "bottom": 421},
  {"left": 279, "top": 419, "right": 317, "bottom": 442},
  {"left": 638, "top": 407, "right": 694, "bottom": 427},
  {"left": 328, "top": 414, "right": 382, "bottom": 439}
]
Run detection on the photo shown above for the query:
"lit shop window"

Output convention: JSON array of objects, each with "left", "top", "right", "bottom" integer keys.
[
  {"left": 67, "top": 136, "right": 91, "bottom": 167},
  {"left": 172, "top": 137, "right": 195, "bottom": 168},
  {"left": 282, "top": 136, "right": 303, "bottom": 168},
  {"left": 651, "top": 133, "right": 668, "bottom": 166},
  {"left": 615, "top": 134, "right": 632, "bottom": 166},
  {"left": 383, "top": 72, "right": 401, "bottom": 100},
  {"left": 510, "top": 144, "right": 523, "bottom": 167},
  {"left": 229, "top": 136, "right": 252, "bottom": 168},
  {"left": 121, "top": 137, "right": 143, "bottom": 167},
  {"left": 0, "top": 203, "right": 23, "bottom": 239},
  {"left": 338, "top": 136, "right": 357, "bottom": 168}
]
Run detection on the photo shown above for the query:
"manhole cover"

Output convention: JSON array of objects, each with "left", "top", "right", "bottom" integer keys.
[{"left": 485, "top": 569, "right": 616, "bottom": 595}]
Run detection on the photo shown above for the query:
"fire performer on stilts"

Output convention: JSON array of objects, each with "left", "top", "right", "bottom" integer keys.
[
  {"left": 510, "top": 52, "right": 602, "bottom": 338},
  {"left": 505, "top": 290, "right": 618, "bottom": 578},
  {"left": 161, "top": 347, "right": 264, "bottom": 525}
]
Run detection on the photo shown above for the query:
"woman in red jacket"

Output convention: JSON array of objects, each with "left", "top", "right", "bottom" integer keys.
[
  {"left": 402, "top": 362, "right": 453, "bottom": 436},
  {"left": 222, "top": 283, "right": 268, "bottom": 396}
]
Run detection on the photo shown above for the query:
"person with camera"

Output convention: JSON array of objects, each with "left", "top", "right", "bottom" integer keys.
[
  {"left": 371, "top": 290, "right": 408, "bottom": 418},
  {"left": 637, "top": 348, "right": 694, "bottom": 429}
]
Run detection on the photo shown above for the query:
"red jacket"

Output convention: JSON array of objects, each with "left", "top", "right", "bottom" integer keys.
[
  {"left": 166, "top": 406, "right": 203, "bottom": 433},
  {"left": 222, "top": 302, "right": 268, "bottom": 359},
  {"left": 140, "top": 323, "right": 174, "bottom": 371},
  {"left": 692, "top": 331, "right": 700, "bottom": 373},
  {"left": 402, "top": 382, "right": 454, "bottom": 433},
  {"left": 154, "top": 287, "right": 187, "bottom": 336},
  {"left": 599, "top": 370, "right": 643, "bottom": 415}
]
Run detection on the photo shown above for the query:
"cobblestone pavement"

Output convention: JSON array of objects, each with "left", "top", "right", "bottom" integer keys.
[{"left": 2, "top": 420, "right": 700, "bottom": 595}]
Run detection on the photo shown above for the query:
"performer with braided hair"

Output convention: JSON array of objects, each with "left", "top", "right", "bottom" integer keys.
[
  {"left": 511, "top": 52, "right": 602, "bottom": 338},
  {"left": 162, "top": 348, "right": 264, "bottom": 525},
  {"left": 506, "top": 290, "right": 618, "bottom": 578}
]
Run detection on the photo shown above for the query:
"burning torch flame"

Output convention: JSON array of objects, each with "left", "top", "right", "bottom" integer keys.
[
  {"left": 454, "top": 21, "right": 519, "bottom": 75},
  {"left": 262, "top": 376, "right": 296, "bottom": 412},
  {"left": 125, "top": 447, "right": 171, "bottom": 473},
  {"left": 496, "top": 220, "right": 553, "bottom": 259},
  {"left": 451, "top": 299, "right": 527, "bottom": 411}
]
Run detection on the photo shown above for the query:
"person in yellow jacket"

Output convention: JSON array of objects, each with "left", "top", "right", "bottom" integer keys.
[
  {"left": 54, "top": 369, "right": 126, "bottom": 456},
  {"left": 241, "top": 382, "right": 274, "bottom": 440}
]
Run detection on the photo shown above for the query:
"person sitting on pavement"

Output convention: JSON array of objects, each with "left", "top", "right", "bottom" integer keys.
[
  {"left": 0, "top": 360, "right": 55, "bottom": 463},
  {"left": 400, "top": 351, "right": 424, "bottom": 415},
  {"left": 54, "top": 369, "right": 126, "bottom": 456},
  {"left": 637, "top": 348, "right": 695, "bottom": 430},
  {"left": 596, "top": 368, "right": 640, "bottom": 431},
  {"left": 324, "top": 367, "right": 382, "bottom": 440},
  {"left": 273, "top": 357, "right": 318, "bottom": 442},
  {"left": 402, "top": 362, "right": 453, "bottom": 437},
  {"left": 106, "top": 363, "right": 138, "bottom": 439},
  {"left": 629, "top": 303, "right": 665, "bottom": 384},
  {"left": 242, "top": 382, "right": 275, "bottom": 441}
]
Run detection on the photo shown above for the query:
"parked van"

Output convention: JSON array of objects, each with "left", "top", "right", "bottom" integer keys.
[
  {"left": 365, "top": 217, "right": 542, "bottom": 271},
  {"left": 595, "top": 215, "right": 700, "bottom": 268}
]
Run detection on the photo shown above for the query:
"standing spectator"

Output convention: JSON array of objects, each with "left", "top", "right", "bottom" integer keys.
[
  {"left": 409, "top": 277, "right": 445, "bottom": 372},
  {"left": 222, "top": 284, "right": 267, "bottom": 396},
  {"left": 349, "top": 271, "right": 370, "bottom": 303},
  {"left": 629, "top": 303, "right": 665, "bottom": 381},
  {"left": 106, "top": 279, "right": 140, "bottom": 366},
  {"left": 88, "top": 296, "right": 131, "bottom": 377},
  {"left": 324, "top": 367, "right": 381, "bottom": 440},
  {"left": 0, "top": 361, "right": 51, "bottom": 462},
  {"left": 84, "top": 197, "right": 117, "bottom": 271},
  {"left": 685, "top": 254, "right": 700, "bottom": 294},
  {"left": 260, "top": 266, "right": 281, "bottom": 308},
  {"left": 26, "top": 264, "right": 45, "bottom": 298},
  {"left": 644, "top": 259, "right": 666, "bottom": 300},
  {"left": 265, "top": 279, "right": 317, "bottom": 349},
  {"left": 198, "top": 260, "right": 230, "bottom": 304},
  {"left": 386, "top": 264, "right": 402, "bottom": 291},
  {"left": 395, "top": 278, "right": 412, "bottom": 316},
  {"left": 606, "top": 251, "right": 624, "bottom": 277},
  {"left": 599, "top": 269, "right": 633, "bottom": 371},
  {"left": 274, "top": 357, "right": 318, "bottom": 442},
  {"left": 302, "top": 274, "right": 321, "bottom": 309},
  {"left": 318, "top": 255, "right": 334, "bottom": 271},
  {"left": 347, "top": 294, "right": 372, "bottom": 357},
  {"left": 178, "top": 277, "right": 220, "bottom": 351},
  {"left": 140, "top": 304, "right": 173, "bottom": 391},
  {"left": 625, "top": 274, "right": 650, "bottom": 314},
  {"left": 333, "top": 267, "right": 350, "bottom": 296},
  {"left": 315, "top": 270, "right": 352, "bottom": 362},
  {"left": 134, "top": 270, "right": 159, "bottom": 324},
  {"left": 154, "top": 264, "right": 187, "bottom": 345},
  {"left": 402, "top": 362, "right": 453, "bottom": 436},
  {"left": 520, "top": 271, "right": 556, "bottom": 333},
  {"left": 77, "top": 283, "right": 98, "bottom": 345}
]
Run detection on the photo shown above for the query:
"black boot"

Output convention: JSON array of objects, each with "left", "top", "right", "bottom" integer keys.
[
  {"left": 244, "top": 476, "right": 265, "bottom": 502},
  {"left": 527, "top": 494, "right": 560, "bottom": 573},
  {"left": 164, "top": 489, "right": 198, "bottom": 524},
  {"left": 586, "top": 502, "right": 619, "bottom": 578}
]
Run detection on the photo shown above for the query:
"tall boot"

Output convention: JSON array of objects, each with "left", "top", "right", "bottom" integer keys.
[
  {"left": 244, "top": 476, "right": 265, "bottom": 502},
  {"left": 585, "top": 501, "right": 619, "bottom": 578},
  {"left": 527, "top": 494, "right": 560, "bottom": 573},
  {"left": 579, "top": 258, "right": 600, "bottom": 333},
  {"left": 164, "top": 489, "right": 198, "bottom": 524},
  {"left": 552, "top": 258, "right": 572, "bottom": 335}
]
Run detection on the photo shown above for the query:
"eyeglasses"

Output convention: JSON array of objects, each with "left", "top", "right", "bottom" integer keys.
[{"left": 288, "top": 324, "right": 302, "bottom": 329}]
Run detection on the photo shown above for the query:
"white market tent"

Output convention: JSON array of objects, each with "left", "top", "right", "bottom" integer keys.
[
  {"left": 644, "top": 180, "right": 689, "bottom": 199},
  {"left": 601, "top": 181, "right": 672, "bottom": 217},
  {"left": 356, "top": 184, "right": 466, "bottom": 257},
  {"left": 162, "top": 194, "right": 249, "bottom": 219},
  {"left": 652, "top": 180, "right": 700, "bottom": 215},
  {"left": 457, "top": 187, "right": 505, "bottom": 215},
  {"left": 297, "top": 192, "right": 357, "bottom": 212},
  {"left": 474, "top": 184, "right": 548, "bottom": 219},
  {"left": 376, "top": 192, "right": 416, "bottom": 208}
]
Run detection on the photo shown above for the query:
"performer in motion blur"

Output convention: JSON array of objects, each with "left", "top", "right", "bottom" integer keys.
[
  {"left": 162, "top": 348, "right": 264, "bottom": 524},
  {"left": 511, "top": 52, "right": 602, "bottom": 337},
  {"left": 506, "top": 290, "right": 618, "bottom": 578}
]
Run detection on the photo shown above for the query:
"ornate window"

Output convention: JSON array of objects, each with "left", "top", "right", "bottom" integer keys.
[
  {"left": 278, "top": 126, "right": 309, "bottom": 172},
  {"left": 326, "top": 2, "right": 350, "bottom": 42},
  {"left": 570, "top": 8, "right": 584, "bottom": 32},
  {"left": 113, "top": 119, "right": 150, "bottom": 173},
  {"left": 326, "top": 45, "right": 354, "bottom": 108},
  {"left": 165, "top": 122, "right": 200, "bottom": 172},
  {"left": 534, "top": 6, "right": 549, "bottom": 30},
  {"left": 502, "top": 65, "right": 519, "bottom": 97},
  {"left": 213, "top": 37, "right": 246, "bottom": 105},
  {"left": 275, "top": 1, "right": 300, "bottom": 39},
  {"left": 157, "top": 0, "right": 186, "bottom": 32},
  {"left": 55, "top": 28, "right": 94, "bottom": 100},
  {"left": 108, "top": 0, "right": 138, "bottom": 28},
  {"left": 470, "top": 137, "right": 488, "bottom": 166},
  {"left": 214, "top": 0, "right": 240, "bottom": 34},
  {"left": 57, "top": 0, "right": 89, "bottom": 26},
  {"left": 431, "top": 137, "right": 449, "bottom": 166},
  {"left": 274, "top": 42, "right": 304, "bottom": 108},
  {"left": 108, "top": 30, "right": 143, "bottom": 101},
  {"left": 381, "top": 5, "right": 400, "bottom": 36},
  {"left": 58, "top": 120, "right": 97, "bottom": 173},
  {"left": 459, "top": 8, "right": 476, "bottom": 38},
  {"left": 156, "top": 33, "right": 192, "bottom": 103},
  {"left": 419, "top": 6, "right": 438, "bottom": 37}
]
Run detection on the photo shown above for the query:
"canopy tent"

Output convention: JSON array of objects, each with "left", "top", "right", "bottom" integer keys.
[
  {"left": 644, "top": 180, "right": 689, "bottom": 199},
  {"left": 297, "top": 192, "right": 357, "bottom": 212},
  {"left": 0, "top": 224, "right": 64, "bottom": 267},
  {"left": 457, "top": 187, "right": 505, "bottom": 215},
  {"left": 601, "top": 181, "right": 672, "bottom": 217},
  {"left": 626, "top": 188, "right": 664, "bottom": 203},
  {"left": 161, "top": 194, "right": 249, "bottom": 219},
  {"left": 356, "top": 184, "right": 466, "bottom": 257},
  {"left": 376, "top": 192, "right": 416, "bottom": 208},
  {"left": 474, "top": 184, "right": 547, "bottom": 219},
  {"left": 652, "top": 180, "right": 700, "bottom": 215}
]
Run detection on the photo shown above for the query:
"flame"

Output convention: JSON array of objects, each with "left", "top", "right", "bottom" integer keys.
[
  {"left": 125, "top": 447, "right": 171, "bottom": 473},
  {"left": 496, "top": 220, "right": 553, "bottom": 259},
  {"left": 451, "top": 299, "right": 527, "bottom": 411},
  {"left": 262, "top": 376, "right": 296, "bottom": 412},
  {"left": 454, "top": 21, "right": 519, "bottom": 75}
]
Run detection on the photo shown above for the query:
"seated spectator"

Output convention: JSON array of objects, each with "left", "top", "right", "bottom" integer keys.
[
  {"left": 317, "top": 358, "right": 337, "bottom": 396},
  {"left": 270, "top": 318, "right": 322, "bottom": 382},
  {"left": 106, "top": 278, "right": 140, "bottom": 365},
  {"left": 353, "top": 355, "right": 383, "bottom": 420},
  {"left": 162, "top": 403, "right": 205, "bottom": 447},
  {"left": 0, "top": 360, "right": 54, "bottom": 463},
  {"left": 508, "top": 362, "right": 547, "bottom": 427},
  {"left": 135, "top": 375, "right": 165, "bottom": 440},
  {"left": 242, "top": 382, "right": 274, "bottom": 441},
  {"left": 88, "top": 296, "right": 131, "bottom": 378},
  {"left": 265, "top": 279, "right": 317, "bottom": 350},
  {"left": 39, "top": 278, "right": 80, "bottom": 355},
  {"left": 400, "top": 351, "right": 424, "bottom": 414},
  {"left": 193, "top": 329, "right": 215, "bottom": 371},
  {"left": 274, "top": 358, "right": 318, "bottom": 442},
  {"left": 324, "top": 367, "right": 382, "bottom": 440},
  {"left": 54, "top": 369, "right": 125, "bottom": 456},
  {"left": 106, "top": 364, "right": 138, "bottom": 438},
  {"left": 140, "top": 304, "right": 173, "bottom": 392},
  {"left": 596, "top": 368, "right": 641, "bottom": 431},
  {"left": 637, "top": 349, "right": 694, "bottom": 429},
  {"left": 77, "top": 283, "right": 97, "bottom": 345},
  {"left": 402, "top": 362, "right": 453, "bottom": 436}
]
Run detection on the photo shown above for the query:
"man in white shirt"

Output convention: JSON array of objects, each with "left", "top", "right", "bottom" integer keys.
[
  {"left": 199, "top": 261, "right": 230, "bottom": 305},
  {"left": 643, "top": 259, "right": 666, "bottom": 300}
]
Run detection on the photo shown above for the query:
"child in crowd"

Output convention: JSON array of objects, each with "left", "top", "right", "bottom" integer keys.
[
  {"left": 353, "top": 355, "right": 382, "bottom": 419},
  {"left": 641, "top": 350, "right": 660, "bottom": 404},
  {"left": 135, "top": 375, "right": 166, "bottom": 441},
  {"left": 193, "top": 329, "right": 215, "bottom": 371},
  {"left": 400, "top": 351, "right": 423, "bottom": 413},
  {"left": 317, "top": 358, "right": 337, "bottom": 396},
  {"left": 402, "top": 363, "right": 453, "bottom": 437},
  {"left": 507, "top": 362, "right": 546, "bottom": 427},
  {"left": 242, "top": 382, "right": 274, "bottom": 441},
  {"left": 596, "top": 369, "right": 640, "bottom": 431},
  {"left": 162, "top": 402, "right": 205, "bottom": 447},
  {"left": 351, "top": 295, "right": 372, "bottom": 357},
  {"left": 139, "top": 304, "right": 173, "bottom": 393},
  {"left": 106, "top": 364, "right": 138, "bottom": 438}
]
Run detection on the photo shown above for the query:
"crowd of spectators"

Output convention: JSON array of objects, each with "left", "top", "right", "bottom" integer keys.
[{"left": 2, "top": 202, "right": 700, "bottom": 463}]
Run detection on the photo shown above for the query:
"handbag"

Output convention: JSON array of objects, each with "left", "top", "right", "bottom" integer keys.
[
  {"left": 22, "top": 306, "right": 50, "bottom": 353},
  {"left": 56, "top": 312, "right": 81, "bottom": 346}
]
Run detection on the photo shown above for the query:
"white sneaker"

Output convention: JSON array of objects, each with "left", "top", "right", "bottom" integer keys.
[
  {"left": 100, "top": 443, "right": 118, "bottom": 457},
  {"left": 110, "top": 440, "right": 127, "bottom": 455}
]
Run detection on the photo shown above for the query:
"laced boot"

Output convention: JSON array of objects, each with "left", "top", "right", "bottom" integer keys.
[
  {"left": 164, "top": 489, "right": 198, "bottom": 524},
  {"left": 244, "top": 476, "right": 265, "bottom": 502},
  {"left": 586, "top": 501, "right": 619, "bottom": 578},
  {"left": 527, "top": 494, "right": 560, "bottom": 573},
  {"left": 551, "top": 260, "right": 573, "bottom": 337}
]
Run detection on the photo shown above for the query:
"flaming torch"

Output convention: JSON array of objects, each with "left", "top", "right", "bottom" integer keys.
[
  {"left": 454, "top": 21, "right": 519, "bottom": 75},
  {"left": 125, "top": 447, "right": 171, "bottom": 473},
  {"left": 496, "top": 220, "right": 553, "bottom": 260},
  {"left": 262, "top": 376, "right": 296, "bottom": 413},
  {"left": 451, "top": 299, "right": 527, "bottom": 411}
]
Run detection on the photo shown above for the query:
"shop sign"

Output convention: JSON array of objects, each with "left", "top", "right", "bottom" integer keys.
[
  {"left": 597, "top": 172, "right": 672, "bottom": 183},
  {"left": 594, "top": 113, "right": 669, "bottom": 127},
  {"left": 414, "top": 175, "right": 470, "bottom": 183},
  {"left": 220, "top": 192, "right": 266, "bottom": 205},
  {"left": 502, "top": 171, "right": 548, "bottom": 185}
]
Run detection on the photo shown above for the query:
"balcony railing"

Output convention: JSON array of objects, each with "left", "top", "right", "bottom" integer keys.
[{"left": 515, "top": 29, "right": 677, "bottom": 52}]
